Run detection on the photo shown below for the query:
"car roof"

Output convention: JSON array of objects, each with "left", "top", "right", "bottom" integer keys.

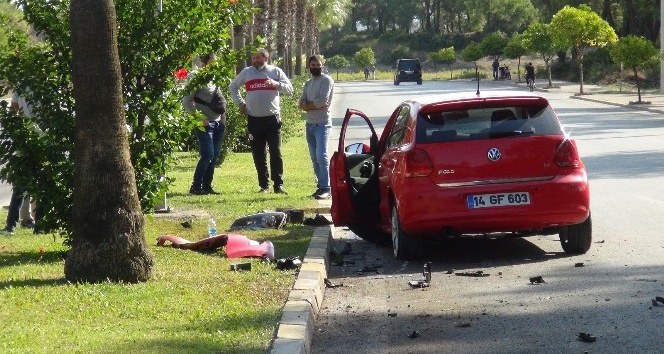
[{"left": 404, "top": 90, "right": 550, "bottom": 113}]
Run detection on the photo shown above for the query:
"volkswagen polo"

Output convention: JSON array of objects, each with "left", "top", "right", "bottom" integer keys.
[{"left": 330, "top": 91, "right": 591, "bottom": 260}]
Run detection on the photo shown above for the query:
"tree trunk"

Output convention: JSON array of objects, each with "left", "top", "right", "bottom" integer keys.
[
  {"left": 234, "top": 24, "right": 247, "bottom": 73},
  {"left": 577, "top": 48, "right": 584, "bottom": 94},
  {"left": 294, "top": 0, "right": 306, "bottom": 75},
  {"left": 635, "top": 67, "right": 641, "bottom": 102},
  {"left": 545, "top": 57, "right": 552, "bottom": 87},
  {"left": 67, "top": 0, "right": 153, "bottom": 283}
]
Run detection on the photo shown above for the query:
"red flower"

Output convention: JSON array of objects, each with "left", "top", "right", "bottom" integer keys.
[
  {"left": 39, "top": 248, "right": 45, "bottom": 254},
  {"left": 175, "top": 68, "right": 189, "bottom": 80},
  {"left": 228, "top": 0, "right": 238, "bottom": 2}
]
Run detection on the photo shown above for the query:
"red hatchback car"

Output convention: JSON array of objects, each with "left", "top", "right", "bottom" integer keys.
[{"left": 330, "top": 91, "right": 591, "bottom": 260}]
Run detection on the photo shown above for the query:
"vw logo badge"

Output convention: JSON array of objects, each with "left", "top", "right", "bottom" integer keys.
[{"left": 487, "top": 148, "right": 501, "bottom": 161}]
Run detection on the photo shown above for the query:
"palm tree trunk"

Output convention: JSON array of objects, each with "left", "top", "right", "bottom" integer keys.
[
  {"left": 294, "top": 0, "right": 306, "bottom": 75},
  {"left": 67, "top": 0, "right": 153, "bottom": 283}
]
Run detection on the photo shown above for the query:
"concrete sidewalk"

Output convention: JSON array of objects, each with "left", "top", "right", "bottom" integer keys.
[{"left": 514, "top": 79, "right": 664, "bottom": 114}]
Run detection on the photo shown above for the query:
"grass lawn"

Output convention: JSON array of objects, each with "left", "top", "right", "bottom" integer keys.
[{"left": 0, "top": 132, "right": 321, "bottom": 353}]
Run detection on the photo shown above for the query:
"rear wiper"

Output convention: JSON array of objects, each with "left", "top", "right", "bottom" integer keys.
[{"left": 489, "top": 130, "right": 535, "bottom": 138}]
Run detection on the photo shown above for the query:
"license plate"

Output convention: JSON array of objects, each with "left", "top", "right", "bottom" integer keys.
[{"left": 467, "top": 192, "right": 530, "bottom": 209}]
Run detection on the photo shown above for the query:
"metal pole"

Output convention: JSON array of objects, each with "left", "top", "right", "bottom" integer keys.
[{"left": 660, "top": 0, "right": 663, "bottom": 93}]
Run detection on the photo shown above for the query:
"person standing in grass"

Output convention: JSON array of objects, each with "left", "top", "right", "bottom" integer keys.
[
  {"left": 182, "top": 53, "right": 226, "bottom": 195},
  {"left": 299, "top": 55, "right": 334, "bottom": 200},
  {"left": 229, "top": 48, "right": 293, "bottom": 194}
]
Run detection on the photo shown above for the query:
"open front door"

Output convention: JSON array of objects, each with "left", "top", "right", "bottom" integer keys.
[{"left": 330, "top": 109, "right": 380, "bottom": 228}]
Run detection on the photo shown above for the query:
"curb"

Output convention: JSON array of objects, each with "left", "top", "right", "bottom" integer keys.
[
  {"left": 570, "top": 94, "right": 664, "bottom": 114},
  {"left": 270, "top": 220, "right": 332, "bottom": 354}
]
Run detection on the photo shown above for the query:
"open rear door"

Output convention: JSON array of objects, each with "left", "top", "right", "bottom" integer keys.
[{"left": 330, "top": 109, "right": 379, "bottom": 227}]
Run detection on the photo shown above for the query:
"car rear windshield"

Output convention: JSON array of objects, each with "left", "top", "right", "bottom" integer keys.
[
  {"left": 398, "top": 60, "right": 420, "bottom": 70},
  {"left": 416, "top": 104, "right": 563, "bottom": 143}
]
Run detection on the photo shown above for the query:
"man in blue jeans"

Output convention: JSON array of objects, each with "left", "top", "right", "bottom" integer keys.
[
  {"left": 183, "top": 53, "right": 226, "bottom": 195},
  {"left": 299, "top": 55, "right": 334, "bottom": 200}
]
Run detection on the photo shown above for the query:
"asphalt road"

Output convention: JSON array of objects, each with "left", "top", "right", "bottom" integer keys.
[{"left": 313, "top": 79, "right": 664, "bottom": 354}]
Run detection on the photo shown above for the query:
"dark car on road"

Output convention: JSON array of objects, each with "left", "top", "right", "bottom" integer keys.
[
  {"left": 394, "top": 58, "right": 422, "bottom": 86},
  {"left": 330, "top": 91, "right": 592, "bottom": 260}
]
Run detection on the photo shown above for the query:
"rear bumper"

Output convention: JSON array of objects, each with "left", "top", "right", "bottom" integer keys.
[
  {"left": 395, "top": 73, "right": 422, "bottom": 82},
  {"left": 394, "top": 171, "right": 590, "bottom": 236}
]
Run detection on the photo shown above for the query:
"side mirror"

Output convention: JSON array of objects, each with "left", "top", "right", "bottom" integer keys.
[{"left": 345, "top": 142, "right": 368, "bottom": 154}]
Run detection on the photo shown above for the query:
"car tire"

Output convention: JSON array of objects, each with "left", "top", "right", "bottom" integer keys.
[
  {"left": 391, "top": 205, "right": 420, "bottom": 260},
  {"left": 394, "top": 80, "right": 400, "bottom": 86},
  {"left": 559, "top": 213, "right": 592, "bottom": 254},
  {"left": 417, "top": 80, "right": 422, "bottom": 85}
]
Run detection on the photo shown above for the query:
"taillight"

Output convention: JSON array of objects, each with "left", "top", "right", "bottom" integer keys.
[
  {"left": 554, "top": 139, "right": 579, "bottom": 167},
  {"left": 405, "top": 149, "right": 433, "bottom": 177}
]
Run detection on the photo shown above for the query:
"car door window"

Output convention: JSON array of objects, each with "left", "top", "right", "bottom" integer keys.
[{"left": 386, "top": 106, "right": 411, "bottom": 148}]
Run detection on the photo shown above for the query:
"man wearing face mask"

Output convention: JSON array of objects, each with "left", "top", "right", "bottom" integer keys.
[
  {"left": 229, "top": 48, "right": 294, "bottom": 194},
  {"left": 298, "top": 55, "right": 334, "bottom": 200}
]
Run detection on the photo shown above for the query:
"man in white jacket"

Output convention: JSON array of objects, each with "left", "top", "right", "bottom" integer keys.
[{"left": 229, "top": 48, "right": 293, "bottom": 194}]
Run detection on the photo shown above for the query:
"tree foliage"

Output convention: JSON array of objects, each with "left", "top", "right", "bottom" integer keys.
[
  {"left": 0, "top": 0, "right": 253, "bottom": 238},
  {"left": 609, "top": 35, "right": 659, "bottom": 102},
  {"left": 522, "top": 22, "right": 564, "bottom": 86},
  {"left": 550, "top": 4, "right": 617, "bottom": 93},
  {"left": 480, "top": 31, "right": 509, "bottom": 59},
  {"left": 461, "top": 42, "right": 483, "bottom": 62},
  {"left": 326, "top": 54, "right": 349, "bottom": 80},
  {"left": 354, "top": 47, "right": 376, "bottom": 68},
  {"left": 428, "top": 46, "right": 455, "bottom": 77}
]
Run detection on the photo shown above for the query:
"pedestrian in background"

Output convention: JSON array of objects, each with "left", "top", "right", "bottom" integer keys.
[
  {"left": 299, "top": 55, "right": 334, "bottom": 200},
  {"left": 492, "top": 57, "right": 499, "bottom": 80},
  {"left": 182, "top": 53, "right": 226, "bottom": 195},
  {"left": 1, "top": 91, "right": 40, "bottom": 235},
  {"left": 229, "top": 48, "right": 293, "bottom": 194}
]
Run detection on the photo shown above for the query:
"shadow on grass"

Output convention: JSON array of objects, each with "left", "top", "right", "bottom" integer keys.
[
  {"left": 0, "top": 277, "right": 66, "bottom": 289},
  {"left": 0, "top": 249, "right": 66, "bottom": 268}
]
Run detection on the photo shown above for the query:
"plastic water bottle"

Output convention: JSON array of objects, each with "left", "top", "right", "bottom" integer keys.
[{"left": 208, "top": 218, "right": 217, "bottom": 237}]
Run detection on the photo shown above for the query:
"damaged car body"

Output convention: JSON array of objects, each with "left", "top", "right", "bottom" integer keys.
[{"left": 330, "top": 91, "right": 591, "bottom": 260}]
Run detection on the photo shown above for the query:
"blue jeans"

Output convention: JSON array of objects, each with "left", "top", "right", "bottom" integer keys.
[
  {"left": 306, "top": 123, "right": 331, "bottom": 189},
  {"left": 192, "top": 121, "right": 225, "bottom": 189}
]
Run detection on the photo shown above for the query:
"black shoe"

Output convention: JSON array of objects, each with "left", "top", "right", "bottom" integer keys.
[
  {"left": 0, "top": 226, "right": 15, "bottom": 235},
  {"left": 310, "top": 188, "right": 322, "bottom": 197},
  {"left": 274, "top": 185, "right": 288, "bottom": 194},
  {"left": 314, "top": 188, "right": 331, "bottom": 200},
  {"left": 202, "top": 187, "right": 220, "bottom": 195},
  {"left": 314, "top": 190, "right": 332, "bottom": 200},
  {"left": 258, "top": 187, "right": 270, "bottom": 193},
  {"left": 189, "top": 185, "right": 204, "bottom": 195}
]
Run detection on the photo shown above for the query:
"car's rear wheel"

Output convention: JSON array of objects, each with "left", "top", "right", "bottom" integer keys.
[
  {"left": 559, "top": 213, "right": 592, "bottom": 254},
  {"left": 391, "top": 205, "right": 420, "bottom": 260},
  {"left": 394, "top": 79, "right": 400, "bottom": 86},
  {"left": 417, "top": 80, "right": 422, "bottom": 85}
]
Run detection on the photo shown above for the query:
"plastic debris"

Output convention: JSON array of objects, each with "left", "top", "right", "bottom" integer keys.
[
  {"left": 276, "top": 257, "right": 302, "bottom": 270},
  {"left": 303, "top": 214, "right": 333, "bottom": 226},
  {"left": 456, "top": 270, "right": 489, "bottom": 277},
  {"left": 575, "top": 262, "right": 585, "bottom": 267},
  {"left": 156, "top": 234, "right": 275, "bottom": 260},
  {"left": 388, "top": 312, "right": 397, "bottom": 318},
  {"left": 230, "top": 211, "right": 287, "bottom": 231},
  {"left": 230, "top": 262, "right": 251, "bottom": 271},
  {"left": 324, "top": 278, "right": 343, "bottom": 288},
  {"left": 529, "top": 276, "right": 546, "bottom": 284},
  {"left": 577, "top": 332, "right": 597, "bottom": 343},
  {"left": 408, "top": 331, "right": 421, "bottom": 339}
]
